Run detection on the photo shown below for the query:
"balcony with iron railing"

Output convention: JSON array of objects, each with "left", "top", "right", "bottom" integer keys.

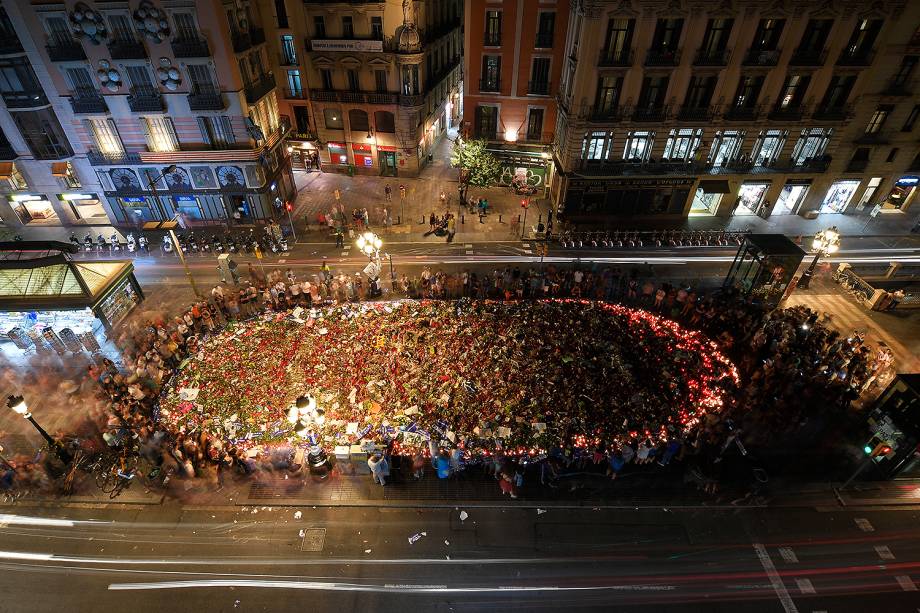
[
  {"left": 597, "top": 48, "right": 633, "bottom": 67},
  {"left": 171, "top": 37, "right": 210, "bottom": 58},
  {"left": 424, "top": 18, "right": 462, "bottom": 43},
  {"left": 631, "top": 105, "right": 669, "bottom": 122},
  {"left": 0, "top": 37, "right": 24, "bottom": 55},
  {"left": 399, "top": 93, "right": 425, "bottom": 106},
  {"left": 644, "top": 48, "right": 681, "bottom": 66},
  {"left": 722, "top": 105, "right": 760, "bottom": 121},
  {"left": 837, "top": 47, "right": 875, "bottom": 66},
  {"left": 484, "top": 32, "right": 501, "bottom": 46},
  {"left": 46, "top": 40, "right": 86, "bottom": 61},
  {"left": 366, "top": 92, "right": 398, "bottom": 104},
  {"left": 812, "top": 104, "right": 852, "bottom": 121},
  {"left": 527, "top": 80, "right": 550, "bottom": 95},
  {"left": 693, "top": 47, "right": 730, "bottom": 66},
  {"left": 586, "top": 104, "right": 622, "bottom": 122},
  {"left": 767, "top": 104, "right": 807, "bottom": 121},
  {"left": 340, "top": 91, "right": 366, "bottom": 103},
  {"left": 127, "top": 86, "right": 164, "bottom": 112},
  {"left": 244, "top": 73, "right": 276, "bottom": 103},
  {"left": 789, "top": 47, "right": 827, "bottom": 66},
  {"left": 69, "top": 87, "right": 108, "bottom": 114},
  {"left": 188, "top": 86, "right": 226, "bottom": 111},
  {"left": 108, "top": 39, "right": 146, "bottom": 60},
  {"left": 2, "top": 90, "right": 49, "bottom": 109},
  {"left": 479, "top": 79, "right": 501, "bottom": 92},
  {"left": 284, "top": 87, "right": 307, "bottom": 100},
  {"left": 232, "top": 30, "right": 252, "bottom": 53},
  {"left": 742, "top": 48, "right": 781, "bottom": 66},
  {"left": 473, "top": 129, "right": 498, "bottom": 140},
  {"left": 855, "top": 131, "right": 890, "bottom": 145},
  {"left": 535, "top": 32, "right": 554, "bottom": 49},
  {"left": 87, "top": 150, "right": 143, "bottom": 166},
  {"left": 576, "top": 158, "right": 711, "bottom": 177},
  {"left": 677, "top": 105, "right": 714, "bottom": 122}
]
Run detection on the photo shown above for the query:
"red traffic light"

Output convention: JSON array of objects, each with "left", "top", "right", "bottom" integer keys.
[
  {"left": 285, "top": 201, "right": 293, "bottom": 212},
  {"left": 521, "top": 199, "right": 528, "bottom": 208}
]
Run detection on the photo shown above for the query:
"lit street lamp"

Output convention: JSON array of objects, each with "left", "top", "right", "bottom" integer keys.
[
  {"left": 287, "top": 394, "right": 330, "bottom": 479},
  {"left": 7, "top": 395, "right": 72, "bottom": 463},
  {"left": 356, "top": 231, "right": 382, "bottom": 259},
  {"left": 798, "top": 226, "right": 841, "bottom": 289},
  {"left": 355, "top": 232, "right": 393, "bottom": 295}
]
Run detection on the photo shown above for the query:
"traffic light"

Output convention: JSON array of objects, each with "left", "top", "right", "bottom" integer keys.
[
  {"left": 285, "top": 201, "right": 293, "bottom": 212},
  {"left": 864, "top": 436, "right": 893, "bottom": 458},
  {"left": 871, "top": 443, "right": 893, "bottom": 457},
  {"left": 521, "top": 199, "right": 529, "bottom": 208}
]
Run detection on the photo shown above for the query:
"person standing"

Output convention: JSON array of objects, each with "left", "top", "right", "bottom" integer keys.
[
  {"left": 368, "top": 453, "right": 389, "bottom": 485},
  {"left": 384, "top": 184, "right": 392, "bottom": 202},
  {"left": 429, "top": 211, "right": 436, "bottom": 232},
  {"left": 446, "top": 214, "right": 456, "bottom": 243}
]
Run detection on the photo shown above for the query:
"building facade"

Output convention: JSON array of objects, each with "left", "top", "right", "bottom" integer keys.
[
  {"left": 552, "top": 0, "right": 920, "bottom": 225},
  {"left": 0, "top": 0, "right": 294, "bottom": 230},
  {"left": 266, "top": 0, "right": 463, "bottom": 176},
  {"left": 463, "top": 0, "right": 568, "bottom": 195}
]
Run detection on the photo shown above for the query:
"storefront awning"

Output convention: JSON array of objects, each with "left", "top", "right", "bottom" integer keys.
[
  {"left": 698, "top": 180, "right": 731, "bottom": 194},
  {"left": 0, "top": 253, "right": 134, "bottom": 310},
  {"left": 51, "top": 162, "right": 69, "bottom": 177},
  {"left": 0, "top": 162, "right": 12, "bottom": 181}
]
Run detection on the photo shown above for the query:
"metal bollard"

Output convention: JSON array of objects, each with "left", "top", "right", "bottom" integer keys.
[
  {"left": 397, "top": 215, "right": 401, "bottom": 225},
  {"left": 461, "top": 214, "right": 464, "bottom": 224},
  {"left": 498, "top": 214, "right": 502, "bottom": 223}
]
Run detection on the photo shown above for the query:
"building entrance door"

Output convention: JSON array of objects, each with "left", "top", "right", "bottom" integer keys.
[{"left": 380, "top": 151, "right": 397, "bottom": 176}]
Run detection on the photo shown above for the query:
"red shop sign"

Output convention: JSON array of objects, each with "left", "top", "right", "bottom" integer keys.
[
  {"left": 377, "top": 145, "right": 397, "bottom": 151},
  {"left": 352, "top": 143, "right": 372, "bottom": 153}
]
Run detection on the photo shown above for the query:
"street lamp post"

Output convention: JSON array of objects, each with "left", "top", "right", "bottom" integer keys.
[
  {"left": 7, "top": 395, "right": 72, "bottom": 464},
  {"left": 798, "top": 226, "right": 841, "bottom": 289},
  {"left": 147, "top": 164, "right": 200, "bottom": 297},
  {"left": 356, "top": 231, "right": 389, "bottom": 297}
]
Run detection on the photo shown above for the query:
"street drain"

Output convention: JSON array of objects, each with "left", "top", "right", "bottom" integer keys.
[{"left": 301, "top": 528, "right": 326, "bottom": 552}]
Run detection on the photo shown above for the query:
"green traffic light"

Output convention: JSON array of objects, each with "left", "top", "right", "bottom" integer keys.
[{"left": 864, "top": 445, "right": 873, "bottom": 454}]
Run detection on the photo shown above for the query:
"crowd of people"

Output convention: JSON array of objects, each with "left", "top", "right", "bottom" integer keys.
[{"left": 1, "top": 258, "right": 897, "bottom": 501}]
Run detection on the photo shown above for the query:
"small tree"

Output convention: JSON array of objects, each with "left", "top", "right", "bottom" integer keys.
[{"left": 451, "top": 138, "right": 501, "bottom": 204}]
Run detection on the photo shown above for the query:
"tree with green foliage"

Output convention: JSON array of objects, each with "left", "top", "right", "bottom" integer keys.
[{"left": 450, "top": 138, "right": 501, "bottom": 204}]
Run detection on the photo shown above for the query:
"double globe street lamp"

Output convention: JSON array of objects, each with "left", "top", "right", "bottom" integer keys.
[
  {"left": 6, "top": 395, "right": 72, "bottom": 463},
  {"left": 356, "top": 231, "right": 394, "bottom": 295},
  {"left": 287, "top": 394, "right": 330, "bottom": 479},
  {"left": 798, "top": 226, "right": 841, "bottom": 289}
]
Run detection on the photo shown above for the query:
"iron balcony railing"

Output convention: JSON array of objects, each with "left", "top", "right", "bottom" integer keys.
[
  {"left": 69, "top": 88, "right": 108, "bottom": 114},
  {"left": 171, "top": 37, "right": 210, "bottom": 58},
  {"left": 46, "top": 40, "right": 86, "bottom": 61},
  {"left": 789, "top": 47, "right": 827, "bottom": 66},
  {"left": 479, "top": 79, "right": 501, "bottom": 92},
  {"left": 742, "top": 48, "right": 781, "bottom": 66},
  {"left": 597, "top": 48, "right": 633, "bottom": 67},
  {"left": 527, "top": 80, "right": 550, "bottom": 95},
  {"left": 644, "top": 48, "right": 681, "bottom": 66},
  {"left": 244, "top": 73, "right": 276, "bottom": 103},
  {"left": 188, "top": 87, "right": 226, "bottom": 110},
  {"left": 108, "top": 39, "right": 146, "bottom": 60},
  {"left": 693, "top": 47, "right": 730, "bottom": 66},
  {"left": 127, "top": 86, "right": 164, "bottom": 112},
  {"left": 87, "top": 150, "right": 143, "bottom": 166}
]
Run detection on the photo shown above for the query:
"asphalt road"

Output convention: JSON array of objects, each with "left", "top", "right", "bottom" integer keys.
[{"left": 0, "top": 503, "right": 918, "bottom": 612}]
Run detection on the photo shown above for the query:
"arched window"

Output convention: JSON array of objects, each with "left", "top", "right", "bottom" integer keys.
[
  {"left": 349, "top": 109, "right": 369, "bottom": 132},
  {"left": 374, "top": 111, "right": 395, "bottom": 133}
]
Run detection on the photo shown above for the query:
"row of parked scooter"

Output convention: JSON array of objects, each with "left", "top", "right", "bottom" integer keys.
[
  {"left": 556, "top": 229, "right": 751, "bottom": 249},
  {"left": 68, "top": 228, "right": 290, "bottom": 257}
]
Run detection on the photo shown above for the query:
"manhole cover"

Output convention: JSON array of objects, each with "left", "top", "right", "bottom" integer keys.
[{"left": 301, "top": 528, "right": 326, "bottom": 552}]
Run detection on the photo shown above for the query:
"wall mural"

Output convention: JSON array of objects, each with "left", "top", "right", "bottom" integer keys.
[
  {"left": 156, "top": 58, "right": 182, "bottom": 91},
  {"left": 109, "top": 168, "right": 141, "bottom": 192},
  {"left": 190, "top": 167, "right": 217, "bottom": 189},
  {"left": 96, "top": 60, "right": 122, "bottom": 93},
  {"left": 133, "top": 1, "right": 171, "bottom": 43},
  {"left": 69, "top": 3, "right": 108, "bottom": 45},
  {"left": 163, "top": 167, "right": 192, "bottom": 191},
  {"left": 216, "top": 166, "right": 246, "bottom": 189}
]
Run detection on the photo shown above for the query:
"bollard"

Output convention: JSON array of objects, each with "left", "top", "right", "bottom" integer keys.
[
  {"left": 517, "top": 214, "right": 521, "bottom": 224},
  {"left": 461, "top": 214, "right": 464, "bottom": 224},
  {"left": 498, "top": 214, "right": 502, "bottom": 223},
  {"left": 397, "top": 215, "right": 401, "bottom": 225},
  {"left": 538, "top": 214, "right": 542, "bottom": 223}
]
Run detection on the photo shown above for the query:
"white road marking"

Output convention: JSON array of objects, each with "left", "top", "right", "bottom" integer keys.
[
  {"left": 465, "top": 250, "right": 473, "bottom": 255},
  {"left": 753, "top": 543, "right": 799, "bottom": 613},
  {"left": 522, "top": 243, "right": 530, "bottom": 248},
  {"left": 340, "top": 252, "right": 349, "bottom": 256},
  {"left": 108, "top": 579, "right": 678, "bottom": 593},
  {"left": 875, "top": 545, "right": 895, "bottom": 560},
  {"left": 523, "top": 250, "right": 532, "bottom": 255},
  {"left": 278, "top": 259, "right": 286, "bottom": 264},
  {"left": 854, "top": 518, "right": 874, "bottom": 532},
  {"left": 895, "top": 575, "right": 917, "bottom": 591},
  {"left": 779, "top": 547, "right": 799, "bottom": 564},
  {"left": 464, "top": 244, "right": 472, "bottom": 248},
  {"left": 795, "top": 578, "right": 815, "bottom": 595}
]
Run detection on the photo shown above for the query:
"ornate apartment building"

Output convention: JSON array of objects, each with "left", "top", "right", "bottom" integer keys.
[
  {"left": 463, "top": 0, "right": 568, "bottom": 193},
  {"left": 0, "top": 0, "right": 293, "bottom": 229},
  {"left": 266, "top": 0, "right": 463, "bottom": 176},
  {"left": 552, "top": 0, "right": 920, "bottom": 224}
]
